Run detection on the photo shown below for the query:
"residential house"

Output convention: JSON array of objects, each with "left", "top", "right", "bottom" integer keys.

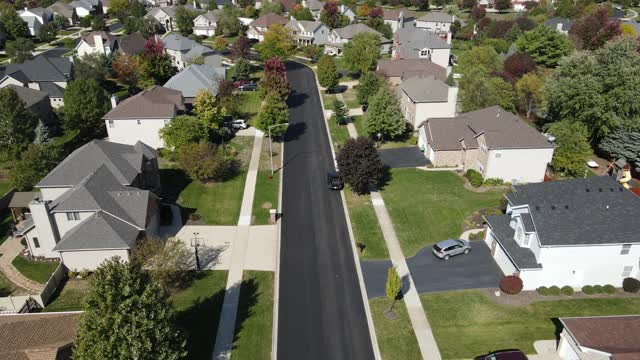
[
  {"left": 484, "top": 175, "right": 640, "bottom": 291},
  {"left": 286, "top": 19, "right": 330, "bottom": 46},
  {"left": 417, "top": 106, "right": 554, "bottom": 182},
  {"left": 302, "top": 0, "right": 324, "bottom": 19},
  {"left": 17, "top": 139, "right": 162, "bottom": 270},
  {"left": 247, "top": 13, "right": 289, "bottom": 41},
  {"left": 377, "top": 58, "right": 447, "bottom": 86},
  {"left": 477, "top": 0, "right": 495, "bottom": 8},
  {"left": 544, "top": 17, "right": 573, "bottom": 35},
  {"left": 46, "top": 2, "right": 78, "bottom": 26},
  {"left": 324, "top": 23, "right": 391, "bottom": 56},
  {"left": 0, "top": 55, "right": 72, "bottom": 108},
  {"left": 393, "top": 27, "right": 451, "bottom": 69},
  {"left": 6, "top": 84, "right": 55, "bottom": 125},
  {"left": 161, "top": 33, "right": 217, "bottom": 70},
  {"left": 557, "top": 316, "right": 640, "bottom": 360},
  {"left": 75, "top": 31, "right": 118, "bottom": 57},
  {"left": 146, "top": 7, "right": 177, "bottom": 32},
  {"left": 397, "top": 75, "right": 457, "bottom": 127},
  {"left": 339, "top": 4, "right": 356, "bottom": 21},
  {"left": 511, "top": 0, "right": 535, "bottom": 11},
  {"left": 415, "top": 11, "right": 454, "bottom": 43},
  {"left": 163, "top": 63, "right": 225, "bottom": 103},
  {"left": 0, "top": 312, "right": 81, "bottom": 359},
  {"left": 193, "top": 10, "right": 221, "bottom": 37},
  {"left": 383, "top": 8, "right": 416, "bottom": 33},
  {"left": 18, "top": 7, "right": 52, "bottom": 37},
  {"left": 144, "top": 0, "right": 173, "bottom": 7},
  {"left": 69, "top": 0, "right": 103, "bottom": 18},
  {"left": 274, "top": 0, "right": 297, "bottom": 14},
  {"left": 104, "top": 85, "right": 186, "bottom": 149},
  {"left": 117, "top": 32, "right": 147, "bottom": 56}
]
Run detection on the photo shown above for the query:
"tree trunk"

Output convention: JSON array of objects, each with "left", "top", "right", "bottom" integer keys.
[{"left": 388, "top": 297, "right": 397, "bottom": 312}]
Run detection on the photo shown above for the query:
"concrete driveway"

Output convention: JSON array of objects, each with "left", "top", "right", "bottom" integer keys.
[
  {"left": 361, "top": 241, "right": 503, "bottom": 298},
  {"left": 378, "top": 146, "right": 428, "bottom": 168}
]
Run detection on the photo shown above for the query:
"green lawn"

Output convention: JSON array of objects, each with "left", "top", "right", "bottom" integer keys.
[
  {"left": 344, "top": 190, "right": 388, "bottom": 259},
  {"left": 0, "top": 180, "right": 12, "bottom": 196},
  {"left": 160, "top": 137, "right": 253, "bottom": 225},
  {"left": 237, "top": 92, "right": 262, "bottom": 121},
  {"left": 423, "top": 290, "right": 640, "bottom": 359},
  {"left": 11, "top": 256, "right": 59, "bottom": 284},
  {"left": 328, "top": 117, "right": 351, "bottom": 150},
  {"left": 252, "top": 171, "right": 279, "bottom": 225},
  {"left": 45, "top": 279, "right": 88, "bottom": 311},
  {"left": 232, "top": 271, "right": 274, "bottom": 359},
  {"left": 340, "top": 88, "right": 360, "bottom": 109},
  {"left": 382, "top": 169, "right": 504, "bottom": 256},
  {"left": 321, "top": 91, "right": 337, "bottom": 110},
  {"left": 370, "top": 298, "right": 421, "bottom": 360},
  {"left": 351, "top": 115, "right": 367, "bottom": 137}
]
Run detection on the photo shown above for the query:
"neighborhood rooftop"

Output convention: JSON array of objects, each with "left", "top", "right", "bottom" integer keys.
[
  {"left": 103, "top": 85, "right": 185, "bottom": 120},
  {"left": 400, "top": 76, "right": 449, "bottom": 103},
  {"left": 377, "top": 58, "right": 447, "bottom": 81},
  {"left": 164, "top": 63, "right": 224, "bottom": 98},
  {"left": 417, "top": 11, "right": 454, "bottom": 23},
  {"left": 560, "top": 316, "right": 640, "bottom": 359},
  {"left": 333, "top": 23, "right": 389, "bottom": 41}
]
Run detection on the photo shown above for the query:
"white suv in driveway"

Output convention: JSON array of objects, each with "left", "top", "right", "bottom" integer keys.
[{"left": 230, "top": 119, "right": 248, "bottom": 129}]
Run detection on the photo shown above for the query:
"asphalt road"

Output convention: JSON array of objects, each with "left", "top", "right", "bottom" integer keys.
[{"left": 277, "top": 62, "right": 374, "bottom": 360}]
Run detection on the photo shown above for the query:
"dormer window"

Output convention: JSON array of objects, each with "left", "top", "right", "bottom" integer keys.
[
  {"left": 66, "top": 212, "right": 81, "bottom": 221},
  {"left": 515, "top": 225, "right": 524, "bottom": 243},
  {"left": 419, "top": 48, "right": 431, "bottom": 58}
]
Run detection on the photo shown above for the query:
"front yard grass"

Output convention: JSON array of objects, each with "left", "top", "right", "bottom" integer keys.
[
  {"left": 382, "top": 169, "right": 504, "bottom": 256},
  {"left": 328, "top": 117, "right": 351, "bottom": 149},
  {"left": 344, "top": 190, "right": 388, "bottom": 259},
  {"left": 231, "top": 271, "right": 274, "bottom": 359},
  {"left": 0, "top": 180, "right": 12, "bottom": 196},
  {"left": 320, "top": 91, "right": 337, "bottom": 110},
  {"left": 252, "top": 171, "right": 279, "bottom": 225},
  {"left": 422, "top": 290, "right": 640, "bottom": 359},
  {"left": 237, "top": 91, "right": 262, "bottom": 122},
  {"left": 370, "top": 298, "right": 421, "bottom": 360},
  {"left": 11, "top": 256, "right": 58, "bottom": 284},
  {"left": 340, "top": 88, "right": 360, "bottom": 109}
]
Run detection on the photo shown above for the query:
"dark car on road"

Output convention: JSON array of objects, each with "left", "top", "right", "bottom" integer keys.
[
  {"left": 474, "top": 350, "right": 528, "bottom": 360},
  {"left": 327, "top": 171, "right": 344, "bottom": 190},
  {"left": 238, "top": 82, "right": 257, "bottom": 91}
]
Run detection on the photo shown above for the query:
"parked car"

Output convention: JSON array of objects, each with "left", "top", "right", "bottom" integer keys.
[
  {"left": 474, "top": 350, "right": 528, "bottom": 360},
  {"left": 327, "top": 171, "right": 344, "bottom": 190},
  {"left": 232, "top": 80, "right": 250, "bottom": 88},
  {"left": 230, "top": 119, "right": 248, "bottom": 129},
  {"left": 432, "top": 239, "right": 471, "bottom": 260},
  {"left": 238, "top": 82, "right": 257, "bottom": 91}
]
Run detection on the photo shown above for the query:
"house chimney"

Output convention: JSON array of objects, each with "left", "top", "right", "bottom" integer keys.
[
  {"left": 93, "top": 34, "right": 104, "bottom": 53},
  {"left": 110, "top": 94, "right": 118, "bottom": 109}
]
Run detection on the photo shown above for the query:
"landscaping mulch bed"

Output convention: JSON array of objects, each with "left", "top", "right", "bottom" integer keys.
[
  {"left": 483, "top": 287, "right": 639, "bottom": 307},
  {"left": 463, "top": 207, "right": 503, "bottom": 231}
]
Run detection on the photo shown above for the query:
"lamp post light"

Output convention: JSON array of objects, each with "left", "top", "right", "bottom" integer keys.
[
  {"left": 377, "top": 132, "right": 382, "bottom": 148},
  {"left": 268, "top": 123, "right": 290, "bottom": 175},
  {"left": 190, "top": 232, "right": 201, "bottom": 271}
]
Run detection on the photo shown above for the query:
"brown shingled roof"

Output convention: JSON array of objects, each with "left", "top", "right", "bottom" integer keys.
[
  {"left": 249, "top": 13, "right": 288, "bottom": 28},
  {"left": 103, "top": 86, "right": 185, "bottom": 120},
  {"left": 561, "top": 316, "right": 640, "bottom": 358},
  {"left": 382, "top": 8, "right": 416, "bottom": 20},
  {"left": 377, "top": 58, "right": 447, "bottom": 81}
]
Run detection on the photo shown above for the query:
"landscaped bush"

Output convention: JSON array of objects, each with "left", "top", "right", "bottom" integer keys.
[
  {"left": 468, "top": 230, "right": 486, "bottom": 241},
  {"left": 548, "top": 285, "right": 561, "bottom": 295},
  {"left": 623, "top": 277, "right": 640, "bottom": 293},
  {"left": 582, "top": 285, "right": 594, "bottom": 294},
  {"left": 537, "top": 286, "right": 549, "bottom": 295},
  {"left": 499, "top": 275, "right": 523, "bottom": 294},
  {"left": 483, "top": 178, "right": 504, "bottom": 186},
  {"left": 560, "top": 286, "right": 574, "bottom": 296},
  {"left": 465, "top": 169, "right": 483, "bottom": 187},
  {"left": 592, "top": 285, "right": 604, "bottom": 294},
  {"left": 603, "top": 285, "right": 616, "bottom": 294}
]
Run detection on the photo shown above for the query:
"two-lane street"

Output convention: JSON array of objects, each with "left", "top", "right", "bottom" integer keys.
[{"left": 277, "top": 62, "right": 375, "bottom": 360}]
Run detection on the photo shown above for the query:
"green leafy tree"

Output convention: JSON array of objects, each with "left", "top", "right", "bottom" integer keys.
[
  {"left": 599, "top": 129, "right": 640, "bottom": 171},
  {"left": 515, "top": 25, "right": 572, "bottom": 67},
  {"left": 134, "top": 236, "right": 195, "bottom": 291},
  {"left": 218, "top": 6, "right": 242, "bottom": 37},
  {"left": 63, "top": 79, "right": 111, "bottom": 138},
  {"left": 254, "top": 94, "right": 289, "bottom": 136},
  {"left": 332, "top": 99, "right": 348, "bottom": 125},
  {"left": 516, "top": 72, "right": 544, "bottom": 118},
  {"left": 108, "top": 0, "right": 130, "bottom": 15},
  {"left": 343, "top": 32, "right": 381, "bottom": 76},
  {"left": 291, "top": 5, "right": 314, "bottom": 20},
  {"left": 160, "top": 115, "right": 208, "bottom": 149},
  {"left": 212, "top": 36, "right": 227, "bottom": 51},
  {"left": 317, "top": 55, "right": 339, "bottom": 91},
  {"left": 91, "top": 15, "right": 107, "bottom": 31},
  {"left": 9, "top": 143, "right": 63, "bottom": 190},
  {"left": 0, "top": 87, "right": 37, "bottom": 158},
  {"left": 193, "top": 90, "right": 225, "bottom": 129},
  {"left": 112, "top": 53, "right": 141, "bottom": 87},
  {"left": 175, "top": 5, "right": 196, "bottom": 35},
  {"left": 546, "top": 121, "right": 592, "bottom": 176},
  {"left": 5, "top": 38, "right": 34, "bottom": 63},
  {"left": 356, "top": 72, "right": 382, "bottom": 106},
  {"left": 73, "top": 258, "right": 187, "bottom": 360},
  {"left": 385, "top": 266, "right": 401, "bottom": 312},
  {"left": 457, "top": 45, "right": 501, "bottom": 75},
  {"left": 0, "top": 4, "right": 28, "bottom": 39},
  {"left": 336, "top": 136, "right": 385, "bottom": 194},
  {"left": 139, "top": 38, "right": 177, "bottom": 85},
  {"left": 257, "top": 24, "right": 295, "bottom": 60},
  {"left": 459, "top": 68, "right": 515, "bottom": 112},
  {"left": 79, "top": 14, "right": 93, "bottom": 28},
  {"left": 364, "top": 85, "right": 406, "bottom": 139},
  {"left": 38, "top": 22, "right": 57, "bottom": 43},
  {"left": 259, "top": 0, "right": 284, "bottom": 15},
  {"left": 73, "top": 53, "right": 111, "bottom": 84},
  {"left": 177, "top": 142, "right": 239, "bottom": 182},
  {"left": 494, "top": 0, "right": 511, "bottom": 10},
  {"left": 234, "top": 58, "right": 252, "bottom": 81}
]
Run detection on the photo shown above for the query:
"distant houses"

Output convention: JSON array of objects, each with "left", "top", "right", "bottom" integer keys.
[
  {"left": 392, "top": 27, "right": 452, "bottom": 69},
  {"left": 247, "top": 13, "right": 289, "bottom": 42},
  {"left": 325, "top": 23, "right": 391, "bottom": 56}
]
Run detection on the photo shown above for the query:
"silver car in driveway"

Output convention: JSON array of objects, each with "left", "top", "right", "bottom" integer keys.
[{"left": 432, "top": 239, "right": 471, "bottom": 260}]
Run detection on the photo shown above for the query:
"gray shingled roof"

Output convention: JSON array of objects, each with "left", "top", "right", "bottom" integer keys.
[
  {"left": 332, "top": 23, "right": 389, "bottom": 42},
  {"left": 198, "top": 9, "right": 221, "bottom": 23},
  {"left": 1, "top": 55, "right": 72, "bottom": 83},
  {"left": 6, "top": 85, "right": 49, "bottom": 107},
  {"left": 400, "top": 75, "right": 449, "bottom": 103},
  {"left": 80, "top": 31, "right": 118, "bottom": 49},
  {"left": 394, "top": 27, "right": 450, "bottom": 59},
  {"left": 103, "top": 85, "right": 185, "bottom": 120},
  {"left": 544, "top": 17, "right": 573, "bottom": 31},
  {"left": 37, "top": 139, "right": 156, "bottom": 188},
  {"left": 305, "top": 0, "right": 325, "bottom": 11},
  {"left": 383, "top": 8, "right": 416, "bottom": 20},
  {"left": 53, "top": 211, "right": 141, "bottom": 251},
  {"left": 520, "top": 212, "right": 535, "bottom": 233},
  {"left": 163, "top": 64, "right": 224, "bottom": 98},
  {"left": 47, "top": 1, "right": 76, "bottom": 19},
  {"left": 39, "top": 82, "right": 65, "bottom": 98},
  {"left": 146, "top": 6, "right": 176, "bottom": 18},
  {"left": 417, "top": 11, "right": 454, "bottom": 23},
  {"left": 506, "top": 176, "right": 640, "bottom": 247},
  {"left": 485, "top": 214, "right": 542, "bottom": 269},
  {"left": 423, "top": 106, "right": 554, "bottom": 151}
]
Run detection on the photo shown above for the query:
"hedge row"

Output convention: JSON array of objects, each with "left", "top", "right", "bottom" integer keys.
[{"left": 537, "top": 284, "right": 619, "bottom": 296}]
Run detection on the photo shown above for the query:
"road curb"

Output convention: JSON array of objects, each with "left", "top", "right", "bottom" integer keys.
[{"left": 271, "top": 141, "right": 284, "bottom": 360}]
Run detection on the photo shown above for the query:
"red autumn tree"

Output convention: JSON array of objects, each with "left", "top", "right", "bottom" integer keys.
[
  {"left": 570, "top": 8, "right": 622, "bottom": 50},
  {"left": 472, "top": 6, "right": 487, "bottom": 21},
  {"left": 230, "top": 36, "right": 250, "bottom": 60},
  {"left": 504, "top": 52, "right": 536, "bottom": 79},
  {"left": 368, "top": 7, "right": 383, "bottom": 18},
  {"left": 260, "top": 57, "right": 290, "bottom": 99},
  {"left": 143, "top": 37, "right": 165, "bottom": 58}
]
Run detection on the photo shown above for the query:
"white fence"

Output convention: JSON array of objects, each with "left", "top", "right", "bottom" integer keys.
[{"left": 0, "top": 262, "right": 67, "bottom": 313}]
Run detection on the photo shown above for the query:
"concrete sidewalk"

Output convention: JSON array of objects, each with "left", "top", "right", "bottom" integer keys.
[{"left": 0, "top": 236, "right": 44, "bottom": 293}]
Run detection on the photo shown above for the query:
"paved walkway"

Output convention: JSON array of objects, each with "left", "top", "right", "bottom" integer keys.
[
  {"left": 212, "top": 130, "right": 264, "bottom": 360},
  {"left": 0, "top": 236, "right": 43, "bottom": 294}
]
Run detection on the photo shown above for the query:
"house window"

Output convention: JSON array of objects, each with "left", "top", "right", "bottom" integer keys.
[
  {"left": 621, "top": 244, "right": 632, "bottom": 255},
  {"left": 480, "top": 143, "right": 487, "bottom": 153},
  {"left": 137, "top": 120, "right": 141, "bottom": 125},
  {"left": 419, "top": 48, "right": 431, "bottom": 58},
  {"left": 108, "top": 120, "right": 114, "bottom": 128},
  {"left": 476, "top": 161, "right": 485, "bottom": 174},
  {"left": 66, "top": 212, "right": 81, "bottom": 221},
  {"left": 622, "top": 266, "right": 633, "bottom": 277},
  {"left": 515, "top": 225, "right": 523, "bottom": 243},
  {"left": 33, "top": 237, "right": 40, "bottom": 248},
  {"left": 495, "top": 152, "right": 502, "bottom": 158}
]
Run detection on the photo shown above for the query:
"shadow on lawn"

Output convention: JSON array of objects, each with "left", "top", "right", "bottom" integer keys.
[{"left": 231, "top": 278, "right": 260, "bottom": 350}]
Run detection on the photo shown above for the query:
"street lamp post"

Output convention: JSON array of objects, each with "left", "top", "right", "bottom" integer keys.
[
  {"left": 268, "top": 123, "right": 290, "bottom": 175},
  {"left": 190, "top": 232, "right": 201, "bottom": 271}
]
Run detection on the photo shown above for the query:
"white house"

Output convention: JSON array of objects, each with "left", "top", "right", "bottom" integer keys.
[
  {"left": 484, "top": 176, "right": 640, "bottom": 291},
  {"left": 16, "top": 140, "right": 161, "bottom": 271},
  {"left": 18, "top": 7, "right": 52, "bottom": 37},
  {"left": 415, "top": 11, "right": 454, "bottom": 43},
  {"left": 285, "top": 19, "right": 330, "bottom": 46},
  {"left": 193, "top": 10, "right": 221, "bottom": 36},
  {"left": 104, "top": 86, "right": 186, "bottom": 149},
  {"left": 324, "top": 23, "right": 390, "bottom": 56},
  {"left": 339, "top": 4, "right": 355, "bottom": 21},
  {"left": 160, "top": 33, "right": 217, "bottom": 70},
  {"left": 46, "top": 1, "right": 78, "bottom": 26},
  {"left": 75, "top": 31, "right": 118, "bottom": 57},
  {"left": 393, "top": 27, "right": 451, "bottom": 69},
  {"left": 417, "top": 106, "right": 555, "bottom": 182},
  {"left": 145, "top": 7, "right": 177, "bottom": 32},
  {"left": 557, "top": 316, "right": 640, "bottom": 360},
  {"left": 69, "top": 0, "right": 102, "bottom": 18},
  {"left": 247, "top": 13, "right": 288, "bottom": 41},
  {"left": 398, "top": 76, "right": 457, "bottom": 127},
  {"left": 383, "top": 8, "right": 416, "bottom": 33}
]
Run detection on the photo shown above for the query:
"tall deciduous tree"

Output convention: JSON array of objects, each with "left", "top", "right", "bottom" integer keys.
[
  {"left": 570, "top": 8, "right": 621, "bottom": 50},
  {"left": 233, "top": 58, "right": 252, "bottom": 81},
  {"left": 38, "top": 22, "right": 57, "bottom": 43},
  {"left": 161, "top": 115, "right": 208, "bottom": 149},
  {"left": 63, "top": 79, "right": 111, "bottom": 138},
  {"left": 260, "top": 57, "right": 290, "bottom": 98},
  {"left": 460, "top": 68, "right": 515, "bottom": 112},
  {"left": 140, "top": 38, "right": 177, "bottom": 85},
  {"left": 515, "top": 25, "right": 572, "bottom": 67},
  {"left": 503, "top": 52, "right": 536, "bottom": 79},
  {"left": 516, "top": 72, "right": 543, "bottom": 118},
  {"left": 230, "top": 36, "right": 251, "bottom": 59},
  {"left": 290, "top": 4, "right": 314, "bottom": 20},
  {"left": 10, "top": 144, "right": 62, "bottom": 190},
  {"left": 0, "top": 4, "right": 28, "bottom": 39},
  {"left": 257, "top": 24, "right": 295, "bottom": 60},
  {"left": 343, "top": 32, "right": 381, "bottom": 76},
  {"left": 364, "top": 85, "right": 406, "bottom": 139},
  {"left": 218, "top": 6, "right": 242, "bottom": 36},
  {"left": 193, "top": 90, "right": 225, "bottom": 129},
  {"left": 336, "top": 136, "right": 385, "bottom": 194},
  {"left": 73, "top": 258, "right": 187, "bottom": 360},
  {"left": 259, "top": 0, "right": 284, "bottom": 15},
  {"left": 0, "top": 87, "right": 37, "bottom": 158},
  {"left": 456, "top": 45, "right": 501, "bottom": 75},
  {"left": 112, "top": 53, "right": 141, "bottom": 88},
  {"left": 255, "top": 94, "right": 289, "bottom": 136},
  {"left": 494, "top": 0, "right": 511, "bottom": 11},
  {"left": 177, "top": 141, "right": 238, "bottom": 182},
  {"left": 320, "top": 1, "right": 349, "bottom": 29},
  {"left": 546, "top": 121, "right": 592, "bottom": 176},
  {"left": 356, "top": 72, "right": 382, "bottom": 105},
  {"left": 385, "top": 266, "right": 401, "bottom": 312},
  {"left": 73, "top": 53, "right": 111, "bottom": 84},
  {"left": 5, "top": 38, "right": 34, "bottom": 63},
  {"left": 175, "top": 5, "right": 196, "bottom": 35},
  {"left": 317, "top": 55, "right": 339, "bottom": 91}
]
